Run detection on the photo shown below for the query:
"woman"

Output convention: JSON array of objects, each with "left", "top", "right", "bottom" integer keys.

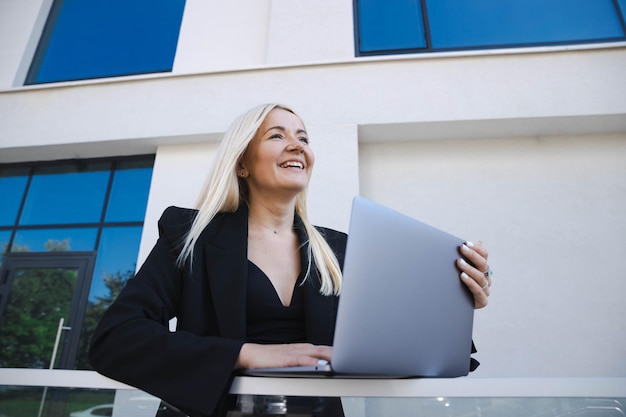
[{"left": 89, "top": 103, "right": 491, "bottom": 417}]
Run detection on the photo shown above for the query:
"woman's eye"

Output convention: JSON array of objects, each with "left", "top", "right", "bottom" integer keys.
[
  {"left": 269, "top": 133, "right": 283, "bottom": 140},
  {"left": 299, "top": 137, "right": 309, "bottom": 144}
]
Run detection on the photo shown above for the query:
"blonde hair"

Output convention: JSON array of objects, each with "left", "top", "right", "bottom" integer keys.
[{"left": 177, "top": 103, "right": 342, "bottom": 295}]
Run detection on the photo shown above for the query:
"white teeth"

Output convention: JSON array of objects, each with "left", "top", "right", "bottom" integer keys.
[{"left": 281, "top": 161, "right": 303, "bottom": 169}]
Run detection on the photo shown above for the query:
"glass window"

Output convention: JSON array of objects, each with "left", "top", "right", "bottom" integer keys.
[
  {"left": 105, "top": 159, "right": 154, "bottom": 222},
  {"left": 0, "top": 156, "right": 153, "bottom": 371},
  {"left": 427, "top": 0, "right": 625, "bottom": 49},
  {"left": 358, "top": 0, "right": 426, "bottom": 52},
  {"left": 12, "top": 228, "right": 98, "bottom": 253},
  {"left": 0, "top": 264, "right": 79, "bottom": 368},
  {"left": 0, "top": 230, "right": 11, "bottom": 264},
  {"left": 355, "top": 0, "right": 626, "bottom": 55},
  {"left": 0, "top": 167, "right": 29, "bottom": 226},
  {"left": 27, "top": 0, "right": 187, "bottom": 84},
  {"left": 89, "top": 226, "right": 143, "bottom": 302},
  {"left": 76, "top": 226, "right": 143, "bottom": 369},
  {"left": 19, "top": 162, "right": 110, "bottom": 226}
]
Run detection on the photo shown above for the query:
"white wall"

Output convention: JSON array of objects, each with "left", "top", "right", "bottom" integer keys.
[
  {"left": 0, "top": 0, "right": 51, "bottom": 88},
  {"left": 265, "top": 0, "right": 355, "bottom": 65},
  {"left": 2, "top": 47, "right": 625, "bottom": 161},
  {"left": 173, "top": 0, "right": 355, "bottom": 74},
  {"left": 173, "top": 1, "right": 271, "bottom": 74}
]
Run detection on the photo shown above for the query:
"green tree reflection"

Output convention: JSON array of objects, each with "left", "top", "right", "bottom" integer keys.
[
  {"left": 76, "top": 268, "right": 132, "bottom": 370},
  {"left": 0, "top": 267, "right": 76, "bottom": 368},
  {"left": 0, "top": 238, "right": 133, "bottom": 370}
]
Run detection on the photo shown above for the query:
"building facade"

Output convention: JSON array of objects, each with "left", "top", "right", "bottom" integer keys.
[{"left": 1, "top": 0, "right": 625, "bottom": 414}]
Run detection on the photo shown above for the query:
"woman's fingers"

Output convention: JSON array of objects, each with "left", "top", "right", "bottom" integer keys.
[
  {"left": 458, "top": 241, "right": 491, "bottom": 309},
  {"left": 236, "top": 343, "right": 332, "bottom": 370}
]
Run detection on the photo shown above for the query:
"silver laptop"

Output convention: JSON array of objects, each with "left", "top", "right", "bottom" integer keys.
[{"left": 242, "top": 196, "right": 474, "bottom": 378}]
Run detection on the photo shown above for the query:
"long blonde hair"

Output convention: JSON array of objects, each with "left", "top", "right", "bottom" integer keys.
[{"left": 177, "top": 103, "right": 342, "bottom": 295}]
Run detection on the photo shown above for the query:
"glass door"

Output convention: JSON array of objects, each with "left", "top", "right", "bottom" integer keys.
[{"left": 0, "top": 252, "right": 95, "bottom": 370}]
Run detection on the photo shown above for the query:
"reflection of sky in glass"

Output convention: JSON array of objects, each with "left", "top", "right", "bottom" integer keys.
[
  {"left": 427, "top": 0, "right": 625, "bottom": 49},
  {"left": 35, "top": 0, "right": 186, "bottom": 83},
  {"left": 105, "top": 167, "right": 153, "bottom": 222},
  {"left": 358, "top": 0, "right": 426, "bottom": 52},
  {"left": 20, "top": 169, "right": 109, "bottom": 225},
  {"left": 12, "top": 228, "right": 98, "bottom": 252},
  {"left": 89, "top": 226, "right": 143, "bottom": 301},
  {"left": 0, "top": 173, "right": 28, "bottom": 226},
  {"left": 2, "top": 158, "right": 152, "bottom": 304},
  {"left": 357, "top": 0, "right": 625, "bottom": 53}
]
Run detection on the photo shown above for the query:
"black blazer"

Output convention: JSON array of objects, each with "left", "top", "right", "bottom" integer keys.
[{"left": 89, "top": 205, "right": 348, "bottom": 417}]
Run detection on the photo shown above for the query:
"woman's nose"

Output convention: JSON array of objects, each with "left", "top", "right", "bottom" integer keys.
[{"left": 286, "top": 137, "right": 304, "bottom": 152}]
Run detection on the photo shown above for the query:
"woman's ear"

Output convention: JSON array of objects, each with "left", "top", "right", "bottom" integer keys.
[{"left": 236, "top": 161, "right": 249, "bottom": 178}]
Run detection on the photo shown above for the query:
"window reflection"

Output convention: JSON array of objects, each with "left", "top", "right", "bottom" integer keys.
[
  {"left": 0, "top": 386, "right": 115, "bottom": 417},
  {"left": 0, "top": 266, "right": 78, "bottom": 369},
  {"left": 27, "top": 0, "right": 186, "bottom": 84},
  {"left": 0, "top": 156, "right": 153, "bottom": 371},
  {"left": 90, "top": 226, "right": 142, "bottom": 301},
  {"left": 0, "top": 230, "right": 11, "bottom": 263},
  {"left": 20, "top": 163, "right": 110, "bottom": 226},
  {"left": 12, "top": 228, "right": 98, "bottom": 253},
  {"left": 0, "top": 166, "right": 29, "bottom": 226},
  {"left": 427, "top": 0, "right": 625, "bottom": 49},
  {"left": 75, "top": 226, "right": 143, "bottom": 370},
  {"left": 358, "top": 0, "right": 426, "bottom": 52},
  {"left": 105, "top": 160, "right": 153, "bottom": 222},
  {"left": 345, "top": 397, "right": 626, "bottom": 417},
  {"left": 356, "top": 0, "right": 626, "bottom": 54}
]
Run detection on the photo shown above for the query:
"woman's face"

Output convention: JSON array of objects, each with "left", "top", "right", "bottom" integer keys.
[{"left": 239, "top": 108, "right": 315, "bottom": 200}]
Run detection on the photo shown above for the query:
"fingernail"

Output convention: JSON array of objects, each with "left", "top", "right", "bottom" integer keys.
[
  {"left": 462, "top": 244, "right": 471, "bottom": 253},
  {"left": 459, "top": 258, "right": 467, "bottom": 267},
  {"left": 465, "top": 241, "right": 475, "bottom": 248},
  {"left": 461, "top": 272, "right": 470, "bottom": 280}
]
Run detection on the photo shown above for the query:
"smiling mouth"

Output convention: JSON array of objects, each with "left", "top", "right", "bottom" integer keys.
[{"left": 279, "top": 161, "right": 304, "bottom": 169}]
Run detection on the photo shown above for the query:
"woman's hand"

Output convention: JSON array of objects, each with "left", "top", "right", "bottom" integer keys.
[
  {"left": 235, "top": 343, "right": 332, "bottom": 370},
  {"left": 457, "top": 241, "right": 492, "bottom": 309}
]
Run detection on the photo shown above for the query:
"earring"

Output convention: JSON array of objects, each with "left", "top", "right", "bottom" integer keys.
[{"left": 239, "top": 170, "right": 247, "bottom": 178}]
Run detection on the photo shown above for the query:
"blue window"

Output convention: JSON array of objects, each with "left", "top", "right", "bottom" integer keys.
[
  {"left": 26, "top": 0, "right": 186, "bottom": 84},
  {"left": 12, "top": 228, "right": 98, "bottom": 253},
  {"left": 89, "top": 226, "right": 144, "bottom": 301},
  {"left": 358, "top": 0, "right": 427, "bottom": 52},
  {"left": 0, "top": 167, "right": 29, "bottom": 227},
  {"left": 0, "top": 231, "right": 11, "bottom": 264},
  {"left": 0, "top": 156, "right": 153, "bottom": 258},
  {"left": 104, "top": 159, "right": 153, "bottom": 222},
  {"left": 355, "top": 0, "right": 626, "bottom": 55},
  {"left": 0, "top": 155, "right": 154, "bottom": 370},
  {"left": 20, "top": 162, "right": 110, "bottom": 225},
  {"left": 0, "top": 156, "right": 153, "bottom": 272}
]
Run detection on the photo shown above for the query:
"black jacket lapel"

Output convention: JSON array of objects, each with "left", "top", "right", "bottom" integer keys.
[{"left": 200, "top": 206, "right": 249, "bottom": 341}]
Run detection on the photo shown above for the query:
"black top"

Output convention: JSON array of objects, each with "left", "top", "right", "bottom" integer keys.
[{"left": 246, "top": 261, "right": 306, "bottom": 343}]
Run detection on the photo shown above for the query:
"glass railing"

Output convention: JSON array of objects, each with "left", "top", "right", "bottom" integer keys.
[{"left": 1, "top": 369, "right": 624, "bottom": 417}]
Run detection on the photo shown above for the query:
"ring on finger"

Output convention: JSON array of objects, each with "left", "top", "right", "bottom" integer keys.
[{"left": 482, "top": 266, "right": 493, "bottom": 279}]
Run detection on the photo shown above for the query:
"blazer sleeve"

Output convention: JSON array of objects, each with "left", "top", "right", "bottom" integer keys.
[{"left": 89, "top": 207, "right": 244, "bottom": 417}]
